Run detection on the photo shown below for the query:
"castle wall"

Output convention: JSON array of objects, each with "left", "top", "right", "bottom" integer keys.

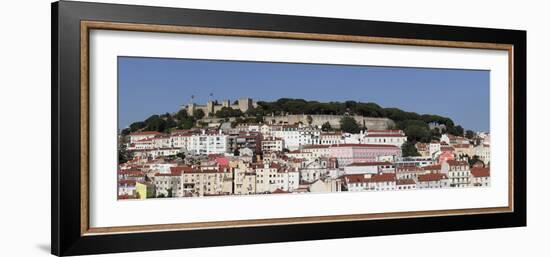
[
  {"left": 185, "top": 98, "right": 255, "bottom": 117},
  {"left": 264, "top": 114, "right": 394, "bottom": 130},
  {"left": 183, "top": 99, "right": 394, "bottom": 130}
]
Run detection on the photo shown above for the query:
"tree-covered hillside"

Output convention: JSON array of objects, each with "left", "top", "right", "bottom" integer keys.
[{"left": 121, "top": 98, "right": 465, "bottom": 143}]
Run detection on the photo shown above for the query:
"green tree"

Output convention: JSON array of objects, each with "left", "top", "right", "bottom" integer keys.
[
  {"left": 465, "top": 130, "right": 475, "bottom": 139},
  {"left": 177, "top": 117, "right": 195, "bottom": 129},
  {"left": 128, "top": 121, "right": 146, "bottom": 132},
  {"left": 121, "top": 128, "right": 131, "bottom": 136},
  {"left": 455, "top": 125, "right": 465, "bottom": 136},
  {"left": 340, "top": 117, "right": 360, "bottom": 133},
  {"left": 118, "top": 142, "right": 133, "bottom": 164},
  {"left": 231, "top": 117, "right": 246, "bottom": 127},
  {"left": 178, "top": 117, "right": 195, "bottom": 129},
  {"left": 468, "top": 155, "right": 483, "bottom": 167},
  {"left": 355, "top": 102, "right": 384, "bottom": 117},
  {"left": 253, "top": 98, "right": 459, "bottom": 133},
  {"left": 401, "top": 141, "right": 420, "bottom": 157},
  {"left": 446, "top": 124, "right": 464, "bottom": 136},
  {"left": 175, "top": 109, "right": 188, "bottom": 120},
  {"left": 253, "top": 115, "right": 264, "bottom": 123},
  {"left": 144, "top": 115, "right": 167, "bottom": 132},
  {"left": 321, "top": 121, "right": 332, "bottom": 131},
  {"left": 429, "top": 128, "right": 442, "bottom": 142},
  {"left": 165, "top": 116, "right": 177, "bottom": 131},
  {"left": 193, "top": 109, "right": 205, "bottom": 119},
  {"left": 404, "top": 125, "right": 430, "bottom": 142},
  {"left": 306, "top": 115, "right": 313, "bottom": 125},
  {"left": 215, "top": 107, "right": 243, "bottom": 118},
  {"left": 474, "top": 137, "right": 482, "bottom": 146}
]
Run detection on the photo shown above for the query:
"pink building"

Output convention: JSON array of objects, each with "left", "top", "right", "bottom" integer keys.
[
  {"left": 329, "top": 144, "right": 402, "bottom": 167},
  {"left": 438, "top": 146, "right": 455, "bottom": 164}
]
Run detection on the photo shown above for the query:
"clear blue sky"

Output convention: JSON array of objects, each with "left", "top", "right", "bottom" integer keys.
[{"left": 118, "top": 57, "right": 490, "bottom": 132}]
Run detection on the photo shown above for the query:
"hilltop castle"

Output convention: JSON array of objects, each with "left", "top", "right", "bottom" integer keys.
[{"left": 182, "top": 98, "right": 257, "bottom": 117}]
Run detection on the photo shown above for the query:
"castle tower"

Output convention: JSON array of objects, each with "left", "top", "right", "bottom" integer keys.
[
  {"left": 238, "top": 98, "right": 253, "bottom": 112},
  {"left": 206, "top": 101, "right": 215, "bottom": 117},
  {"left": 223, "top": 100, "right": 231, "bottom": 108},
  {"left": 187, "top": 103, "right": 196, "bottom": 116}
]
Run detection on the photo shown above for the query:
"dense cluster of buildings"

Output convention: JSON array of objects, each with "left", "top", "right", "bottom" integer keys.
[{"left": 118, "top": 123, "right": 491, "bottom": 199}]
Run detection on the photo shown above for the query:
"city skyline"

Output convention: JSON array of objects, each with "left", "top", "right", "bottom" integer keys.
[
  {"left": 118, "top": 56, "right": 490, "bottom": 131},
  {"left": 117, "top": 56, "right": 492, "bottom": 200}
]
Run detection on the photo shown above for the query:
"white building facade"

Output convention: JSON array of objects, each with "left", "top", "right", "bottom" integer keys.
[{"left": 186, "top": 130, "right": 229, "bottom": 155}]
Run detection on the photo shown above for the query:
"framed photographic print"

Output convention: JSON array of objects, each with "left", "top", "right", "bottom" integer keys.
[{"left": 51, "top": 1, "right": 526, "bottom": 256}]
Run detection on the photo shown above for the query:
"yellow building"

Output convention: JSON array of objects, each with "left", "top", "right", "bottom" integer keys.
[
  {"left": 181, "top": 169, "right": 233, "bottom": 196},
  {"left": 135, "top": 182, "right": 155, "bottom": 199},
  {"left": 233, "top": 160, "right": 257, "bottom": 195}
]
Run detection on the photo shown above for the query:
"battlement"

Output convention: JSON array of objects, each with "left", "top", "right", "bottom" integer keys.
[{"left": 184, "top": 98, "right": 257, "bottom": 117}]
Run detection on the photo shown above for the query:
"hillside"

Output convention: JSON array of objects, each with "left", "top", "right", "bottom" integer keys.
[{"left": 121, "top": 98, "right": 467, "bottom": 143}]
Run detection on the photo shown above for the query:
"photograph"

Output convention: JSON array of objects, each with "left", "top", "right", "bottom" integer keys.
[{"left": 117, "top": 57, "right": 492, "bottom": 200}]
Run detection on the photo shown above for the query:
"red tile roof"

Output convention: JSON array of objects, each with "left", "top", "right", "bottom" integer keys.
[
  {"left": 330, "top": 144, "right": 400, "bottom": 149},
  {"left": 342, "top": 174, "right": 368, "bottom": 183},
  {"left": 423, "top": 164, "right": 442, "bottom": 171},
  {"left": 367, "top": 130, "right": 403, "bottom": 133},
  {"left": 118, "top": 180, "right": 137, "bottom": 186},
  {"left": 303, "top": 144, "right": 399, "bottom": 149},
  {"left": 169, "top": 166, "right": 196, "bottom": 175},
  {"left": 207, "top": 154, "right": 224, "bottom": 159},
  {"left": 446, "top": 160, "right": 468, "bottom": 166},
  {"left": 130, "top": 131, "right": 162, "bottom": 136},
  {"left": 117, "top": 194, "right": 136, "bottom": 200},
  {"left": 453, "top": 144, "right": 472, "bottom": 148},
  {"left": 272, "top": 188, "right": 290, "bottom": 194},
  {"left": 135, "top": 138, "right": 154, "bottom": 142},
  {"left": 396, "top": 166, "right": 423, "bottom": 172},
  {"left": 441, "top": 146, "right": 455, "bottom": 152},
  {"left": 347, "top": 161, "right": 393, "bottom": 167},
  {"left": 342, "top": 173, "right": 396, "bottom": 183},
  {"left": 160, "top": 166, "right": 229, "bottom": 176},
  {"left": 396, "top": 179, "right": 416, "bottom": 185},
  {"left": 364, "top": 134, "right": 406, "bottom": 137},
  {"left": 370, "top": 173, "right": 396, "bottom": 182},
  {"left": 302, "top": 145, "right": 331, "bottom": 149},
  {"left": 418, "top": 173, "right": 448, "bottom": 182},
  {"left": 263, "top": 137, "right": 283, "bottom": 141},
  {"left": 155, "top": 172, "right": 180, "bottom": 177},
  {"left": 290, "top": 158, "right": 305, "bottom": 163},
  {"left": 471, "top": 167, "right": 490, "bottom": 177},
  {"left": 118, "top": 170, "right": 144, "bottom": 176},
  {"left": 269, "top": 162, "right": 283, "bottom": 169},
  {"left": 288, "top": 150, "right": 305, "bottom": 154}
]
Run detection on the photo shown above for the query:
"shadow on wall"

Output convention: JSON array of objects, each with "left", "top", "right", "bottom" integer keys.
[{"left": 36, "top": 244, "right": 50, "bottom": 253}]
